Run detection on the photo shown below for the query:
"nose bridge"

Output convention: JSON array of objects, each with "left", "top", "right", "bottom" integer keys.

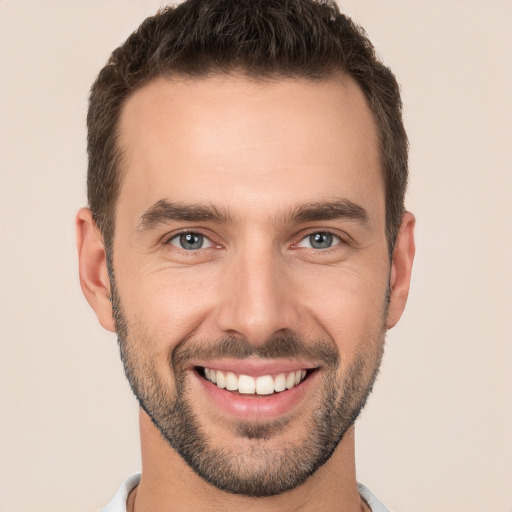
[{"left": 216, "top": 240, "right": 297, "bottom": 345}]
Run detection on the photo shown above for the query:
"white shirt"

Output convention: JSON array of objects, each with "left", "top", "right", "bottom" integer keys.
[{"left": 102, "top": 473, "right": 390, "bottom": 511}]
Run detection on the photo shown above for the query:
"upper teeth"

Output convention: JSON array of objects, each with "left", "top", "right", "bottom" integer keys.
[{"left": 203, "top": 368, "right": 307, "bottom": 395}]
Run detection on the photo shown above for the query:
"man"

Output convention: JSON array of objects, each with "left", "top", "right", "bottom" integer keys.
[{"left": 76, "top": 0, "right": 415, "bottom": 510}]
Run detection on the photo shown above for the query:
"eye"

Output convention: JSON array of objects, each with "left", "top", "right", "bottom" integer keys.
[
  {"left": 297, "top": 232, "right": 341, "bottom": 250},
  {"left": 168, "top": 232, "right": 213, "bottom": 251}
]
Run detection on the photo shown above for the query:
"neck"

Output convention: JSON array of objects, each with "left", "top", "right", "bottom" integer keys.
[{"left": 130, "top": 409, "right": 368, "bottom": 512}]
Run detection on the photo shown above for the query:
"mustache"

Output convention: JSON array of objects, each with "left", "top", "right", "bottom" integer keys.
[{"left": 171, "top": 331, "right": 340, "bottom": 369}]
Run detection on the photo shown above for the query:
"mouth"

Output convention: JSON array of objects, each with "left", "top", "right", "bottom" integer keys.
[
  {"left": 196, "top": 366, "right": 316, "bottom": 395},
  {"left": 190, "top": 360, "right": 320, "bottom": 421}
]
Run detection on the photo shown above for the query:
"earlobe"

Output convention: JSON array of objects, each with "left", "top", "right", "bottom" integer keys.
[
  {"left": 76, "top": 208, "right": 116, "bottom": 333},
  {"left": 386, "top": 211, "right": 416, "bottom": 329}
]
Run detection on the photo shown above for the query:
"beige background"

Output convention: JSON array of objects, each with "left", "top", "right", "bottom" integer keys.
[{"left": 1, "top": 1, "right": 511, "bottom": 511}]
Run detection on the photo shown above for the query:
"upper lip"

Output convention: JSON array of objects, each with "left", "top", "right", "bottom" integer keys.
[{"left": 191, "top": 358, "right": 319, "bottom": 377}]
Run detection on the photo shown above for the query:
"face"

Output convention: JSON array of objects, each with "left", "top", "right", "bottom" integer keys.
[{"left": 102, "top": 76, "right": 396, "bottom": 496}]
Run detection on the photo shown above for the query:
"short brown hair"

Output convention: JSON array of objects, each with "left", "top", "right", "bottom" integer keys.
[{"left": 87, "top": 0, "right": 408, "bottom": 256}]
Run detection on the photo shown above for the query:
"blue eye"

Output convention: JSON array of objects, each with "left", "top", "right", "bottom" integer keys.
[
  {"left": 169, "top": 232, "right": 212, "bottom": 250},
  {"left": 297, "top": 232, "right": 341, "bottom": 249}
]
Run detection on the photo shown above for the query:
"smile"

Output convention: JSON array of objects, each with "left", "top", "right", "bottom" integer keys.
[
  {"left": 201, "top": 367, "right": 310, "bottom": 395},
  {"left": 190, "top": 359, "right": 320, "bottom": 420}
]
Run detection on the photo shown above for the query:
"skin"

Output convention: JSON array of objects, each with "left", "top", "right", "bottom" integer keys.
[{"left": 77, "top": 75, "right": 415, "bottom": 511}]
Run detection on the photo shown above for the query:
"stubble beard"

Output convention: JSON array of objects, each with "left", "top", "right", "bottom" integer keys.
[{"left": 110, "top": 277, "right": 387, "bottom": 497}]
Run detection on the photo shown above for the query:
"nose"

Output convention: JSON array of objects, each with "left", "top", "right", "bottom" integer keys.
[{"left": 215, "top": 247, "right": 299, "bottom": 346}]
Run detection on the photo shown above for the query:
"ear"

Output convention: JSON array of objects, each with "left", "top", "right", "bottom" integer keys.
[
  {"left": 76, "top": 207, "right": 116, "bottom": 332},
  {"left": 386, "top": 211, "right": 416, "bottom": 329}
]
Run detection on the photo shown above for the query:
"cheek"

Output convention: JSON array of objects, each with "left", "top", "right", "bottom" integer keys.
[
  {"left": 118, "top": 266, "right": 220, "bottom": 347},
  {"left": 114, "top": 245, "right": 390, "bottom": 357},
  {"left": 297, "top": 264, "right": 389, "bottom": 350}
]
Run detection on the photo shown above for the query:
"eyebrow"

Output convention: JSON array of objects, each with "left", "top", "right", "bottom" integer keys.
[
  {"left": 137, "top": 198, "right": 368, "bottom": 233},
  {"left": 289, "top": 199, "right": 369, "bottom": 225},
  {"left": 137, "top": 199, "right": 232, "bottom": 232}
]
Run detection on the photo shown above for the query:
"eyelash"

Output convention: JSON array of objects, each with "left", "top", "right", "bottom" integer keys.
[
  {"left": 294, "top": 231, "right": 344, "bottom": 250},
  {"left": 163, "top": 229, "right": 347, "bottom": 252},
  {"left": 164, "top": 230, "right": 218, "bottom": 251}
]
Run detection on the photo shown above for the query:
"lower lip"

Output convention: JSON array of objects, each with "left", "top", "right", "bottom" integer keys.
[{"left": 192, "top": 369, "right": 318, "bottom": 421}]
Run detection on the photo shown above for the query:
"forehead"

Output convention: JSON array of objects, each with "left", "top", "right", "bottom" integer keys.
[{"left": 116, "top": 75, "right": 383, "bottom": 225}]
